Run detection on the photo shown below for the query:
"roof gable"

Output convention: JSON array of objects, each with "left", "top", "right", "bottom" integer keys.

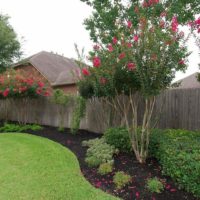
[
  {"left": 174, "top": 72, "right": 200, "bottom": 89},
  {"left": 14, "top": 51, "right": 80, "bottom": 86}
]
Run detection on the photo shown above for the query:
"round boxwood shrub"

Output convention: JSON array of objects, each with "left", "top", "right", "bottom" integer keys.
[{"left": 104, "top": 127, "right": 132, "bottom": 153}]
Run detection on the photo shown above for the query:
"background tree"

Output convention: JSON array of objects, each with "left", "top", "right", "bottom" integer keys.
[
  {"left": 0, "top": 14, "right": 21, "bottom": 73},
  {"left": 79, "top": 0, "right": 199, "bottom": 163}
]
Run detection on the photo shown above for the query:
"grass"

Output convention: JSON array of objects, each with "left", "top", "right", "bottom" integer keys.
[{"left": 0, "top": 133, "right": 119, "bottom": 200}]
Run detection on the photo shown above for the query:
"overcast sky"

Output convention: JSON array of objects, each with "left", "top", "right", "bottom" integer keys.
[{"left": 0, "top": 0, "right": 199, "bottom": 81}]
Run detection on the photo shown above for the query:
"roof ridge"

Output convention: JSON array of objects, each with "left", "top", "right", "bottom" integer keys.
[{"left": 175, "top": 72, "right": 199, "bottom": 83}]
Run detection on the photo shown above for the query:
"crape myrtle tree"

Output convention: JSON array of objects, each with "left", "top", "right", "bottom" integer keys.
[
  {"left": 0, "top": 14, "right": 21, "bottom": 73},
  {"left": 79, "top": 0, "right": 200, "bottom": 163},
  {"left": 0, "top": 69, "right": 51, "bottom": 123}
]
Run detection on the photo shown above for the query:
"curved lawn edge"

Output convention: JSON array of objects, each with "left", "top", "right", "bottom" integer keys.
[{"left": 0, "top": 133, "right": 119, "bottom": 200}]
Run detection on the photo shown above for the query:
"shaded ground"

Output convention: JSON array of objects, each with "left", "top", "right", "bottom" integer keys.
[{"left": 23, "top": 126, "right": 199, "bottom": 200}]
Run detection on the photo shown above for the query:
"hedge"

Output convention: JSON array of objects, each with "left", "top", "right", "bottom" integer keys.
[{"left": 149, "top": 129, "right": 200, "bottom": 197}]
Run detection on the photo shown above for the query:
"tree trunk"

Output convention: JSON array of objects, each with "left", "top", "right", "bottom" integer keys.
[{"left": 127, "top": 95, "right": 156, "bottom": 164}]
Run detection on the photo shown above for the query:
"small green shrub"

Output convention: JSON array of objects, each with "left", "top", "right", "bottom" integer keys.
[
  {"left": 51, "top": 89, "right": 71, "bottom": 131},
  {"left": 98, "top": 163, "right": 113, "bottom": 175},
  {"left": 82, "top": 137, "right": 100, "bottom": 147},
  {"left": 71, "top": 96, "right": 86, "bottom": 134},
  {"left": 0, "top": 123, "right": 43, "bottom": 132},
  {"left": 149, "top": 129, "right": 200, "bottom": 197},
  {"left": 82, "top": 138, "right": 118, "bottom": 167},
  {"left": 113, "top": 171, "right": 131, "bottom": 189},
  {"left": 58, "top": 127, "right": 65, "bottom": 132},
  {"left": 146, "top": 177, "right": 164, "bottom": 193},
  {"left": 104, "top": 127, "right": 132, "bottom": 153},
  {"left": 27, "top": 124, "right": 43, "bottom": 131}
]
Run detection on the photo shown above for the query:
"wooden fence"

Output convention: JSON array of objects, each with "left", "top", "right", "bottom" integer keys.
[{"left": 0, "top": 88, "right": 200, "bottom": 133}]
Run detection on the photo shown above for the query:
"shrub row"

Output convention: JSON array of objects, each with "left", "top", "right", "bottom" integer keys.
[
  {"left": 0, "top": 123, "right": 43, "bottom": 132},
  {"left": 149, "top": 129, "right": 200, "bottom": 197},
  {"left": 104, "top": 127, "right": 200, "bottom": 197}
]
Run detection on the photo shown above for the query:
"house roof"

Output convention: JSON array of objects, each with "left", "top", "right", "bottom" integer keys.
[
  {"left": 173, "top": 72, "right": 200, "bottom": 89},
  {"left": 13, "top": 51, "right": 81, "bottom": 86}
]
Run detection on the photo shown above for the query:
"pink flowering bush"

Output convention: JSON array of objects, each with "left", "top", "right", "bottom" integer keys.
[
  {"left": 0, "top": 69, "right": 51, "bottom": 99},
  {"left": 79, "top": 0, "right": 198, "bottom": 163}
]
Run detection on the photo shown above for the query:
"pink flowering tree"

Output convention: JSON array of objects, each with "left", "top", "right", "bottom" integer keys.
[
  {"left": 79, "top": 0, "right": 199, "bottom": 163},
  {"left": 0, "top": 69, "right": 51, "bottom": 98},
  {"left": 0, "top": 69, "right": 51, "bottom": 123}
]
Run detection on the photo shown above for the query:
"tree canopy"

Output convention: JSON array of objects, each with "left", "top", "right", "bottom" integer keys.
[
  {"left": 78, "top": 0, "right": 199, "bottom": 163},
  {"left": 0, "top": 14, "right": 21, "bottom": 73}
]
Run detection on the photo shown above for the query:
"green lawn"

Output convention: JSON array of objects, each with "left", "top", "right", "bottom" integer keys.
[{"left": 0, "top": 133, "right": 119, "bottom": 200}]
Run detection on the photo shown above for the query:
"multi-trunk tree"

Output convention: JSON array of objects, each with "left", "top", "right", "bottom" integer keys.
[{"left": 79, "top": 0, "right": 199, "bottom": 163}]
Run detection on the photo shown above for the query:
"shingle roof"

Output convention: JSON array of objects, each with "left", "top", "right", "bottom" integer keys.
[
  {"left": 174, "top": 72, "right": 200, "bottom": 89},
  {"left": 14, "top": 51, "right": 80, "bottom": 86}
]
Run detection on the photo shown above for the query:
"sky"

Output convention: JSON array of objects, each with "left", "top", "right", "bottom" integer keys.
[{"left": 0, "top": 0, "right": 199, "bottom": 81}]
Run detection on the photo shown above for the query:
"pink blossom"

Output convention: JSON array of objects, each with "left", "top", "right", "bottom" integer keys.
[
  {"left": 3, "top": 88, "right": 9, "bottom": 97},
  {"left": 179, "top": 31, "right": 184, "bottom": 38},
  {"left": 0, "top": 77, "right": 4, "bottom": 84},
  {"left": 160, "top": 11, "right": 167, "bottom": 17},
  {"left": 159, "top": 20, "right": 165, "bottom": 28},
  {"left": 142, "top": 0, "right": 159, "bottom": 7},
  {"left": 36, "top": 88, "right": 42, "bottom": 95},
  {"left": 38, "top": 81, "right": 45, "bottom": 88},
  {"left": 134, "top": 6, "right": 139, "bottom": 14},
  {"left": 142, "top": 1, "right": 149, "bottom": 7},
  {"left": 95, "top": 181, "right": 102, "bottom": 188},
  {"left": 171, "top": 16, "right": 178, "bottom": 32},
  {"left": 100, "top": 77, "right": 107, "bottom": 85},
  {"left": 112, "top": 37, "right": 118, "bottom": 44},
  {"left": 149, "top": 0, "right": 159, "bottom": 6},
  {"left": 150, "top": 27, "right": 155, "bottom": 32},
  {"left": 126, "top": 43, "right": 132, "bottom": 48},
  {"left": 151, "top": 54, "right": 157, "bottom": 61},
  {"left": 165, "top": 184, "right": 171, "bottom": 189},
  {"left": 170, "top": 188, "right": 177, "bottom": 192},
  {"left": 127, "top": 21, "right": 132, "bottom": 28},
  {"left": 107, "top": 44, "right": 114, "bottom": 52},
  {"left": 19, "top": 86, "right": 27, "bottom": 92},
  {"left": 133, "top": 35, "right": 139, "bottom": 42},
  {"left": 127, "top": 62, "right": 136, "bottom": 71},
  {"left": 93, "top": 44, "right": 100, "bottom": 50},
  {"left": 93, "top": 57, "right": 101, "bottom": 67},
  {"left": 118, "top": 52, "right": 126, "bottom": 59},
  {"left": 82, "top": 68, "right": 90, "bottom": 76},
  {"left": 44, "top": 91, "right": 50, "bottom": 96},
  {"left": 135, "top": 191, "right": 140, "bottom": 198},
  {"left": 178, "top": 59, "right": 184, "bottom": 65},
  {"left": 188, "top": 21, "right": 194, "bottom": 27},
  {"left": 195, "top": 17, "right": 200, "bottom": 26}
]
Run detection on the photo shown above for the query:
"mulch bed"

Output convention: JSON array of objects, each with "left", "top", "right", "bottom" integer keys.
[{"left": 3, "top": 125, "right": 199, "bottom": 200}]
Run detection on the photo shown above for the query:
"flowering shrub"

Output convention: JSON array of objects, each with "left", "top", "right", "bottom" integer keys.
[
  {"left": 0, "top": 69, "right": 51, "bottom": 98},
  {"left": 78, "top": 0, "right": 197, "bottom": 163}
]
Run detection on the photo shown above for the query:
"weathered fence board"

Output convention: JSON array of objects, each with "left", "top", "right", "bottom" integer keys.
[{"left": 0, "top": 88, "right": 200, "bottom": 133}]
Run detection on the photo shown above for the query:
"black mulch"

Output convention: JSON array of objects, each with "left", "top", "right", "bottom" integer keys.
[{"left": 2, "top": 126, "right": 199, "bottom": 200}]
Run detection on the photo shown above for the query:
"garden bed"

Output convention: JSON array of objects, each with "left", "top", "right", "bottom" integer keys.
[{"left": 21, "top": 126, "right": 199, "bottom": 200}]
